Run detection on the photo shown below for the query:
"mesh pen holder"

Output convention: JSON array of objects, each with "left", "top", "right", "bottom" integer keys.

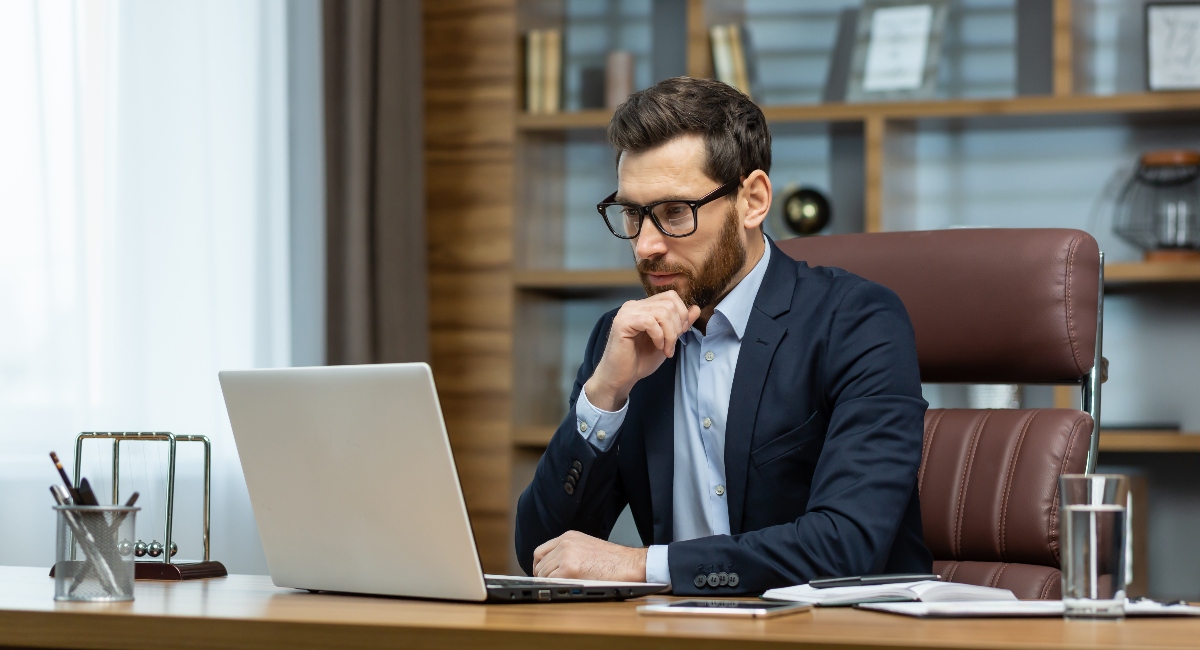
[{"left": 53, "top": 505, "right": 139, "bottom": 601}]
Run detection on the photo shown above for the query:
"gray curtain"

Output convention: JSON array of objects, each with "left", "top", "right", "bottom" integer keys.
[{"left": 323, "top": 0, "right": 427, "bottom": 364}]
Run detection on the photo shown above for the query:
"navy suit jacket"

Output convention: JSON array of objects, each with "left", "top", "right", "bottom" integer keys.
[{"left": 515, "top": 240, "right": 933, "bottom": 595}]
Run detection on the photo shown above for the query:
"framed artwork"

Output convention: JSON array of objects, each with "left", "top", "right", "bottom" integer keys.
[
  {"left": 845, "top": 0, "right": 950, "bottom": 103},
  {"left": 1147, "top": 3, "right": 1200, "bottom": 91}
]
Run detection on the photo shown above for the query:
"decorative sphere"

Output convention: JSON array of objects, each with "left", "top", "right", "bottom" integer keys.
[
  {"left": 148, "top": 540, "right": 164, "bottom": 558},
  {"left": 782, "top": 187, "right": 831, "bottom": 236},
  {"left": 118, "top": 540, "right": 134, "bottom": 556},
  {"left": 134, "top": 541, "right": 148, "bottom": 557},
  {"left": 169, "top": 542, "right": 179, "bottom": 557}
]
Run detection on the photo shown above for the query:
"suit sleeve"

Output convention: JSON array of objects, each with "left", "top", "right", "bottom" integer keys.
[
  {"left": 665, "top": 280, "right": 928, "bottom": 594},
  {"left": 515, "top": 310, "right": 631, "bottom": 575}
]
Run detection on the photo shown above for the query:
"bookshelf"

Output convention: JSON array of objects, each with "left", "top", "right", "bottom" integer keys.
[{"left": 426, "top": 0, "right": 1200, "bottom": 577}]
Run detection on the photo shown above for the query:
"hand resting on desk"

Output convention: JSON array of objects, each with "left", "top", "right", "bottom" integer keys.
[{"left": 533, "top": 530, "right": 648, "bottom": 582}]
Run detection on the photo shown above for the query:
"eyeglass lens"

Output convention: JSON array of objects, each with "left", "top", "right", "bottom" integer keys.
[{"left": 605, "top": 202, "right": 695, "bottom": 238}]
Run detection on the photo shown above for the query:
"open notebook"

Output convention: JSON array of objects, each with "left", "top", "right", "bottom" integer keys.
[{"left": 761, "top": 580, "right": 1016, "bottom": 606}]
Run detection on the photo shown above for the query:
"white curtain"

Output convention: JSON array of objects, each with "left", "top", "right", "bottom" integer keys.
[{"left": 0, "top": 0, "right": 292, "bottom": 574}]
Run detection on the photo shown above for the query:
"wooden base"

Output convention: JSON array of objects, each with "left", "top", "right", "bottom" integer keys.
[
  {"left": 49, "top": 560, "right": 227, "bottom": 581},
  {"left": 134, "top": 561, "right": 227, "bottom": 580}
]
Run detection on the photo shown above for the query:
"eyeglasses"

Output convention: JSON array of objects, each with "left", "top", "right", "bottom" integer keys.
[{"left": 596, "top": 178, "right": 741, "bottom": 239}]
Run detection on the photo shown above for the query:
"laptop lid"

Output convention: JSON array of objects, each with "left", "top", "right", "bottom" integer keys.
[{"left": 219, "top": 363, "right": 488, "bottom": 601}]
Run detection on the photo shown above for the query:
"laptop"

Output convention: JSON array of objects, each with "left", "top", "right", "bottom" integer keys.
[{"left": 218, "top": 362, "right": 667, "bottom": 602}]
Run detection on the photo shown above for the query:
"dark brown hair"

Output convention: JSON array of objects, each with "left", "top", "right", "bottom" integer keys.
[{"left": 606, "top": 77, "right": 771, "bottom": 184}]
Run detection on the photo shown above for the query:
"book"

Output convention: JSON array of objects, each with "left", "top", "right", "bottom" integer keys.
[
  {"left": 525, "top": 30, "right": 544, "bottom": 113},
  {"left": 727, "top": 24, "right": 751, "bottom": 97},
  {"left": 710, "top": 24, "right": 734, "bottom": 89},
  {"left": 859, "top": 599, "right": 1200, "bottom": 618},
  {"left": 542, "top": 29, "right": 561, "bottom": 114},
  {"left": 761, "top": 580, "right": 1016, "bottom": 607},
  {"left": 710, "top": 23, "right": 752, "bottom": 98},
  {"left": 606, "top": 50, "right": 634, "bottom": 109}
]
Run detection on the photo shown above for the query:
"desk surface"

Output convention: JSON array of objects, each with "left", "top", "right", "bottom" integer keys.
[{"left": 1, "top": 566, "right": 1198, "bottom": 650}]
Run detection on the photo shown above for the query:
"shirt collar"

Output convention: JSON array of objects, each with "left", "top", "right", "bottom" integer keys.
[{"left": 682, "top": 234, "right": 771, "bottom": 343}]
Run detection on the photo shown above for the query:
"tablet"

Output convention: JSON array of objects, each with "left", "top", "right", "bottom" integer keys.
[{"left": 637, "top": 599, "right": 812, "bottom": 618}]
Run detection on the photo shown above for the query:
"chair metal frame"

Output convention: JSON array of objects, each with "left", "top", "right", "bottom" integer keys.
[{"left": 1081, "top": 253, "right": 1105, "bottom": 474}]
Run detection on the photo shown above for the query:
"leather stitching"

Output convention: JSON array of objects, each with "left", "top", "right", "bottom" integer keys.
[
  {"left": 999, "top": 411, "right": 1038, "bottom": 561},
  {"left": 1050, "top": 415, "right": 1090, "bottom": 565},
  {"left": 1039, "top": 570, "right": 1057, "bottom": 600},
  {"left": 955, "top": 411, "right": 991, "bottom": 559},
  {"left": 945, "top": 561, "right": 960, "bottom": 583},
  {"left": 1064, "top": 235, "right": 1086, "bottom": 376},
  {"left": 991, "top": 563, "right": 1008, "bottom": 588},
  {"left": 919, "top": 409, "right": 946, "bottom": 495}
]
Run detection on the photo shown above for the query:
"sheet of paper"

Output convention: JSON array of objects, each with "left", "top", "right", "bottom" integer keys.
[
  {"left": 863, "top": 4, "right": 934, "bottom": 92},
  {"left": 860, "top": 599, "right": 1200, "bottom": 618}
]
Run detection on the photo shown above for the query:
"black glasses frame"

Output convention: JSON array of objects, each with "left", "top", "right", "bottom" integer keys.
[{"left": 596, "top": 178, "right": 742, "bottom": 239}]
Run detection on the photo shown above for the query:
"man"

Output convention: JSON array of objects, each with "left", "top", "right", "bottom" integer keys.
[{"left": 515, "top": 77, "right": 931, "bottom": 595}]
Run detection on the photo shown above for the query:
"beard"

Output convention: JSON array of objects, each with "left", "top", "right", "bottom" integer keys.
[{"left": 636, "top": 203, "right": 747, "bottom": 308}]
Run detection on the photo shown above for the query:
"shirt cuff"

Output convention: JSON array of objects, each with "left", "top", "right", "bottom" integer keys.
[
  {"left": 575, "top": 386, "right": 628, "bottom": 452},
  {"left": 645, "top": 545, "right": 672, "bottom": 588}
]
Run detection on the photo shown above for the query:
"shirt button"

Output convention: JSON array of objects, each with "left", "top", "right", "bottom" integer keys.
[
  {"left": 596, "top": 430, "right": 606, "bottom": 441},
  {"left": 715, "top": 485, "right": 725, "bottom": 496},
  {"left": 704, "top": 351, "right": 715, "bottom": 361},
  {"left": 702, "top": 417, "right": 712, "bottom": 429},
  {"left": 579, "top": 421, "right": 588, "bottom": 433}
]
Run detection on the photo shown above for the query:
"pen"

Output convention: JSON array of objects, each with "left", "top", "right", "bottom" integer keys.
[
  {"left": 49, "top": 452, "right": 80, "bottom": 503},
  {"left": 808, "top": 573, "right": 941, "bottom": 589}
]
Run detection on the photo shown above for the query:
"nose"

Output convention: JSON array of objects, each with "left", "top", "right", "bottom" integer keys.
[{"left": 634, "top": 214, "right": 669, "bottom": 260}]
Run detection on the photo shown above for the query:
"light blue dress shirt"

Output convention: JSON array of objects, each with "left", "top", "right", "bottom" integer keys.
[{"left": 573, "top": 239, "right": 771, "bottom": 588}]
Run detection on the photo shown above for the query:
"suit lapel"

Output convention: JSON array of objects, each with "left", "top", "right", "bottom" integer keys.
[
  {"left": 640, "top": 352, "right": 677, "bottom": 544},
  {"left": 725, "top": 244, "right": 796, "bottom": 534}
]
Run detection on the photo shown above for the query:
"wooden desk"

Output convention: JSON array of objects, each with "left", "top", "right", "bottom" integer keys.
[{"left": 1, "top": 566, "right": 1197, "bottom": 650}]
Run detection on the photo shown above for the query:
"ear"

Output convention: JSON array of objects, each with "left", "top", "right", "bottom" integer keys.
[{"left": 739, "top": 170, "right": 772, "bottom": 230}]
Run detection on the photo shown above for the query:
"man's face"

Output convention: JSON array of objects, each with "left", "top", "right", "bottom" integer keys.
[{"left": 616, "top": 134, "right": 747, "bottom": 308}]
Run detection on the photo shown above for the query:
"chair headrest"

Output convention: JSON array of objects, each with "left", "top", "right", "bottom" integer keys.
[{"left": 776, "top": 228, "right": 1100, "bottom": 383}]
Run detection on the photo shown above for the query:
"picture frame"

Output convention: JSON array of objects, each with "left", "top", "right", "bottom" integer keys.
[
  {"left": 1146, "top": 2, "right": 1200, "bottom": 91},
  {"left": 845, "top": 0, "right": 950, "bottom": 103}
]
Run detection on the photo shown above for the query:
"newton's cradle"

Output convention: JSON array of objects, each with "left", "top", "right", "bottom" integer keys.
[{"left": 71, "top": 432, "right": 227, "bottom": 580}]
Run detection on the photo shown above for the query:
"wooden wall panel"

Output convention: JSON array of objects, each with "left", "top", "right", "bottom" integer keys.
[{"left": 424, "top": 0, "right": 516, "bottom": 573}]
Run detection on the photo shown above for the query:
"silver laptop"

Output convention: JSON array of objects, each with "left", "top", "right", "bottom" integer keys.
[{"left": 218, "top": 362, "right": 666, "bottom": 602}]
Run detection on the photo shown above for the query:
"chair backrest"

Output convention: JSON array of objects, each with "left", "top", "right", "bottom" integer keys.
[
  {"left": 775, "top": 228, "right": 1100, "bottom": 384},
  {"left": 777, "top": 229, "right": 1101, "bottom": 599}
]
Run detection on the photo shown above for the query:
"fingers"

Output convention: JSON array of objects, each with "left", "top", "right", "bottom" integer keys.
[{"left": 533, "top": 535, "right": 559, "bottom": 570}]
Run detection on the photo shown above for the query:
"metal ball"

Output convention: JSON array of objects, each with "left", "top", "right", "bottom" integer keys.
[
  {"left": 169, "top": 542, "right": 178, "bottom": 557},
  {"left": 148, "top": 540, "right": 164, "bottom": 558},
  {"left": 118, "top": 540, "right": 134, "bottom": 556},
  {"left": 134, "top": 541, "right": 148, "bottom": 557}
]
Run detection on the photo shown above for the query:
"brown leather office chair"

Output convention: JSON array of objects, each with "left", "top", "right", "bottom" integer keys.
[{"left": 777, "top": 228, "right": 1103, "bottom": 599}]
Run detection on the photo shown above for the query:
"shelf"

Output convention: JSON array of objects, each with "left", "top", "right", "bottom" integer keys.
[
  {"left": 515, "top": 427, "right": 1200, "bottom": 452},
  {"left": 516, "top": 91, "right": 1200, "bottom": 131},
  {"left": 1105, "top": 261, "right": 1200, "bottom": 287},
  {"left": 1099, "top": 431, "right": 1200, "bottom": 453},
  {"left": 513, "top": 268, "right": 639, "bottom": 291}
]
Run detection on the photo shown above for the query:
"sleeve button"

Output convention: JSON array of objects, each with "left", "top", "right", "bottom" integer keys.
[
  {"left": 728, "top": 573, "right": 739, "bottom": 587},
  {"left": 707, "top": 573, "right": 720, "bottom": 587},
  {"left": 564, "top": 483, "right": 575, "bottom": 495},
  {"left": 693, "top": 574, "right": 707, "bottom": 588}
]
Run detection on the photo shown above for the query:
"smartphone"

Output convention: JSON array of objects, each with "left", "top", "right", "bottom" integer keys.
[{"left": 637, "top": 599, "right": 812, "bottom": 618}]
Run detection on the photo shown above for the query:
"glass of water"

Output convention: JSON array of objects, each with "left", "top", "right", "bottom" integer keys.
[{"left": 1059, "top": 474, "right": 1130, "bottom": 619}]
